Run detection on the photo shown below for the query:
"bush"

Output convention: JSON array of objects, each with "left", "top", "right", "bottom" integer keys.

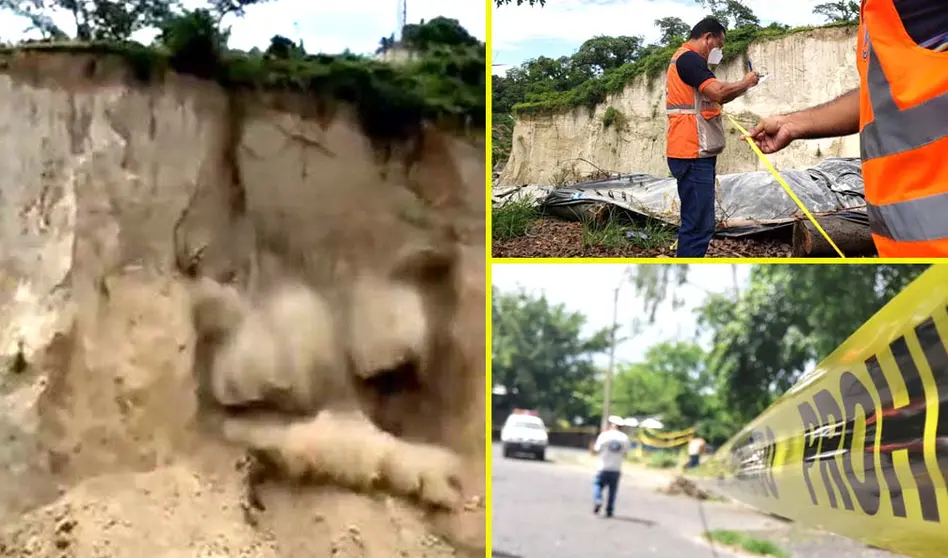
[{"left": 601, "top": 106, "right": 626, "bottom": 129}]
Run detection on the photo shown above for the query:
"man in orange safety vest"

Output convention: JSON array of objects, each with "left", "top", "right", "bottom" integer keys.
[
  {"left": 748, "top": 0, "right": 948, "bottom": 258},
  {"left": 666, "top": 17, "right": 759, "bottom": 257}
]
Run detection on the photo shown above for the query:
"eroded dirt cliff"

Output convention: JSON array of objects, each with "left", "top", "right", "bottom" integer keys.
[
  {"left": 0, "top": 48, "right": 485, "bottom": 557},
  {"left": 498, "top": 26, "right": 859, "bottom": 186}
]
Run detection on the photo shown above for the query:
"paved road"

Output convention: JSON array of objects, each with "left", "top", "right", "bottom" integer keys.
[{"left": 491, "top": 444, "right": 900, "bottom": 558}]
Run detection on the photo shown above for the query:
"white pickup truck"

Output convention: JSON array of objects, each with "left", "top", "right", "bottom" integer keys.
[{"left": 500, "top": 410, "right": 549, "bottom": 460}]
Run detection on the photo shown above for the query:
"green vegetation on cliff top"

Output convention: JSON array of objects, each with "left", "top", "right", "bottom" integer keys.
[
  {"left": 0, "top": 12, "right": 484, "bottom": 141},
  {"left": 510, "top": 21, "right": 855, "bottom": 117}
]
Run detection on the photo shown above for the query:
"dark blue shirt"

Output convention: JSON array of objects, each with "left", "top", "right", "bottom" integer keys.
[
  {"left": 895, "top": 0, "right": 948, "bottom": 49},
  {"left": 674, "top": 51, "right": 715, "bottom": 91}
]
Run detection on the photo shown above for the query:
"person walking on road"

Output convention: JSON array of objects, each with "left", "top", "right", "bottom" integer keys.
[
  {"left": 592, "top": 417, "right": 631, "bottom": 517},
  {"left": 666, "top": 17, "right": 759, "bottom": 257},
  {"left": 747, "top": 0, "right": 948, "bottom": 257},
  {"left": 686, "top": 434, "right": 706, "bottom": 469}
]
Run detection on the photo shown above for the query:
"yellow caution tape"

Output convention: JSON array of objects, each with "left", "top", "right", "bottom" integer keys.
[
  {"left": 644, "top": 426, "right": 696, "bottom": 440},
  {"left": 724, "top": 113, "right": 846, "bottom": 258},
  {"left": 638, "top": 431, "right": 690, "bottom": 448},
  {"left": 703, "top": 265, "right": 948, "bottom": 557}
]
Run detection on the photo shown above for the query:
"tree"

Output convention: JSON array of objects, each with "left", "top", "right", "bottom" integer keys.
[
  {"left": 495, "top": 0, "right": 544, "bottom": 5},
  {"left": 0, "top": 0, "right": 269, "bottom": 42},
  {"left": 7, "top": 0, "right": 180, "bottom": 41},
  {"left": 207, "top": 0, "right": 272, "bottom": 21},
  {"left": 612, "top": 341, "right": 709, "bottom": 428},
  {"left": 696, "top": 264, "right": 929, "bottom": 423},
  {"left": 611, "top": 340, "right": 738, "bottom": 445},
  {"left": 492, "top": 287, "right": 610, "bottom": 425},
  {"left": 156, "top": 8, "right": 228, "bottom": 75},
  {"left": 0, "top": 0, "right": 65, "bottom": 38},
  {"left": 694, "top": 0, "right": 759, "bottom": 29},
  {"left": 655, "top": 16, "right": 690, "bottom": 46},
  {"left": 572, "top": 35, "right": 643, "bottom": 76},
  {"left": 265, "top": 34, "right": 305, "bottom": 59},
  {"left": 813, "top": 0, "right": 859, "bottom": 23},
  {"left": 401, "top": 16, "right": 479, "bottom": 51},
  {"left": 627, "top": 264, "right": 690, "bottom": 323}
]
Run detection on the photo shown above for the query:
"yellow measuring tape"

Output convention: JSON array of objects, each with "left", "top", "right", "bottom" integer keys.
[{"left": 724, "top": 113, "right": 845, "bottom": 258}]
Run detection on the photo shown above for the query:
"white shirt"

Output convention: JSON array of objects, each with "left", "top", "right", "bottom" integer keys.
[
  {"left": 688, "top": 437, "right": 705, "bottom": 456},
  {"left": 594, "top": 429, "right": 631, "bottom": 471}
]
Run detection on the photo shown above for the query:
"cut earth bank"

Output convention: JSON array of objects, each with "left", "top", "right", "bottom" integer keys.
[
  {"left": 0, "top": 45, "right": 485, "bottom": 558},
  {"left": 497, "top": 26, "right": 859, "bottom": 187}
]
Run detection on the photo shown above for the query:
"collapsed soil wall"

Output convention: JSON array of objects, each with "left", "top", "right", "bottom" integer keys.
[
  {"left": 0, "top": 50, "right": 485, "bottom": 557},
  {"left": 498, "top": 26, "right": 859, "bottom": 186}
]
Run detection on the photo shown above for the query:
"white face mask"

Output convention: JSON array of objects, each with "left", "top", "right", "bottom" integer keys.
[{"left": 708, "top": 47, "right": 723, "bottom": 65}]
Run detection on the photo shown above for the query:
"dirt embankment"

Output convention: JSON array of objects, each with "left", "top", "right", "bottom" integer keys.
[
  {"left": 0, "top": 49, "right": 485, "bottom": 558},
  {"left": 498, "top": 26, "right": 859, "bottom": 187}
]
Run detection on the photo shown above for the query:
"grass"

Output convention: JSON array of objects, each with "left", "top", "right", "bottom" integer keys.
[
  {"left": 704, "top": 530, "right": 789, "bottom": 558},
  {"left": 492, "top": 197, "right": 538, "bottom": 241},
  {"left": 2, "top": 37, "right": 485, "bottom": 143},
  {"left": 512, "top": 21, "right": 856, "bottom": 117},
  {"left": 646, "top": 450, "right": 681, "bottom": 469},
  {"left": 581, "top": 217, "right": 676, "bottom": 250}
]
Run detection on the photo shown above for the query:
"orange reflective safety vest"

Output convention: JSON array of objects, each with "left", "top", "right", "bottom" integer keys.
[
  {"left": 665, "top": 44, "right": 726, "bottom": 159},
  {"left": 857, "top": 1, "right": 948, "bottom": 257}
]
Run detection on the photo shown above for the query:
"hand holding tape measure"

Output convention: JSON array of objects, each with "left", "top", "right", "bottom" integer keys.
[{"left": 725, "top": 59, "right": 845, "bottom": 258}]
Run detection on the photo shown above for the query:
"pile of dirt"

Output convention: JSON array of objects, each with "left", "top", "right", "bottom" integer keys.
[
  {"left": 0, "top": 462, "right": 486, "bottom": 558},
  {"left": 492, "top": 218, "right": 792, "bottom": 258},
  {"left": 660, "top": 476, "right": 712, "bottom": 501}
]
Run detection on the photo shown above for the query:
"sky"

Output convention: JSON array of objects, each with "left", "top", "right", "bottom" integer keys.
[
  {"left": 491, "top": 263, "right": 750, "bottom": 369},
  {"left": 492, "top": 0, "right": 830, "bottom": 74},
  {"left": 0, "top": 0, "right": 486, "bottom": 56}
]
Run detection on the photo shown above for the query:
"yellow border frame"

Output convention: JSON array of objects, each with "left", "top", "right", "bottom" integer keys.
[{"left": 484, "top": 1, "right": 493, "bottom": 556}]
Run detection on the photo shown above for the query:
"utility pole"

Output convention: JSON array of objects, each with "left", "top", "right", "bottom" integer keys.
[
  {"left": 601, "top": 283, "right": 620, "bottom": 432},
  {"left": 397, "top": 0, "right": 407, "bottom": 41}
]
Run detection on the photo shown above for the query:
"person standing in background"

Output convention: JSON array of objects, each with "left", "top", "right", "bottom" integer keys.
[
  {"left": 686, "top": 434, "right": 706, "bottom": 469},
  {"left": 665, "top": 17, "right": 759, "bottom": 257},
  {"left": 592, "top": 417, "right": 631, "bottom": 518}
]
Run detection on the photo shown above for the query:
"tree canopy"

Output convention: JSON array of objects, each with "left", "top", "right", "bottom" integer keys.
[
  {"left": 695, "top": 264, "right": 928, "bottom": 423},
  {"left": 0, "top": 0, "right": 271, "bottom": 40},
  {"left": 491, "top": 0, "right": 858, "bottom": 120},
  {"left": 401, "top": 16, "right": 480, "bottom": 51},
  {"left": 491, "top": 286, "right": 610, "bottom": 426},
  {"left": 813, "top": 1, "right": 859, "bottom": 23}
]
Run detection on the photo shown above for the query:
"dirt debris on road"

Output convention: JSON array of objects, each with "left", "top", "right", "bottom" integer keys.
[
  {"left": 660, "top": 476, "right": 713, "bottom": 501},
  {"left": 492, "top": 218, "right": 793, "bottom": 258}
]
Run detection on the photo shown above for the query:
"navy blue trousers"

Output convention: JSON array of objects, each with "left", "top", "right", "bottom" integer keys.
[
  {"left": 593, "top": 469, "right": 621, "bottom": 516},
  {"left": 668, "top": 156, "right": 717, "bottom": 257}
]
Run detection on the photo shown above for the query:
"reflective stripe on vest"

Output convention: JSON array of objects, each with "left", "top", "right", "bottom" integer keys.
[
  {"left": 860, "top": 38, "right": 948, "bottom": 243},
  {"left": 862, "top": 42, "right": 948, "bottom": 161},
  {"left": 666, "top": 103, "right": 695, "bottom": 113}
]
